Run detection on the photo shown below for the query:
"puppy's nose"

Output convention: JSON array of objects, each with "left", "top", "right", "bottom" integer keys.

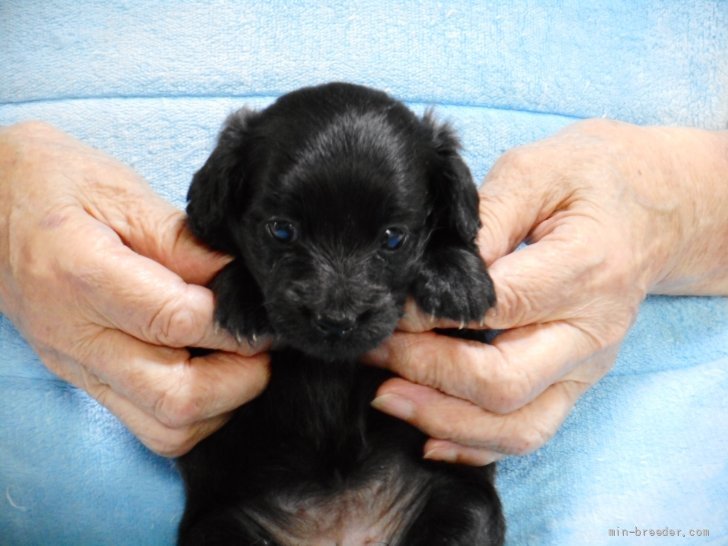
[{"left": 314, "top": 312, "right": 357, "bottom": 337}]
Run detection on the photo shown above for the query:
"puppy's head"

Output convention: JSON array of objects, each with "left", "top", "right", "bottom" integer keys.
[{"left": 187, "top": 83, "right": 492, "bottom": 360}]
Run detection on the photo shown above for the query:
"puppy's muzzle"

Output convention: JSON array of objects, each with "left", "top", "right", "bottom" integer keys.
[{"left": 314, "top": 311, "right": 357, "bottom": 338}]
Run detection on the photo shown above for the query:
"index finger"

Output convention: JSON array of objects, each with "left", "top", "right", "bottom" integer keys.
[
  {"left": 476, "top": 143, "right": 568, "bottom": 266},
  {"left": 482, "top": 217, "right": 606, "bottom": 330},
  {"left": 74, "top": 327, "right": 271, "bottom": 429},
  {"left": 366, "top": 319, "right": 603, "bottom": 415},
  {"left": 374, "top": 377, "right": 587, "bottom": 458},
  {"left": 55, "top": 211, "right": 263, "bottom": 353}
]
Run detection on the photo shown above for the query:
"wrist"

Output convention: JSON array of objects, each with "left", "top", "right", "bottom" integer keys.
[
  {"left": 646, "top": 128, "right": 728, "bottom": 295},
  {"left": 0, "top": 127, "right": 17, "bottom": 316},
  {"left": 578, "top": 120, "right": 684, "bottom": 297},
  {"left": 580, "top": 120, "right": 728, "bottom": 296}
]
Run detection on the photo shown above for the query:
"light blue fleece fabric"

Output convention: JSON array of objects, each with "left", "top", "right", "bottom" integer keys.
[{"left": 1, "top": 1, "right": 726, "bottom": 544}]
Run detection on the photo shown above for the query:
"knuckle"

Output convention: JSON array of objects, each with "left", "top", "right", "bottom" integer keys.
[
  {"left": 566, "top": 227, "right": 599, "bottom": 258},
  {"left": 584, "top": 320, "right": 630, "bottom": 354},
  {"left": 494, "top": 275, "right": 569, "bottom": 329},
  {"left": 148, "top": 293, "right": 203, "bottom": 348},
  {"left": 489, "top": 281, "right": 526, "bottom": 326},
  {"left": 153, "top": 376, "right": 205, "bottom": 429},
  {"left": 574, "top": 117, "right": 618, "bottom": 136},
  {"left": 441, "top": 341, "right": 475, "bottom": 374},
  {"left": 505, "top": 425, "right": 552, "bottom": 456},
  {"left": 391, "top": 333, "right": 438, "bottom": 385},
  {"left": 421, "top": 420, "right": 446, "bottom": 440},
  {"left": 420, "top": 412, "right": 457, "bottom": 441},
  {"left": 7, "top": 120, "right": 58, "bottom": 138},
  {"left": 575, "top": 304, "right": 634, "bottom": 355},
  {"left": 493, "top": 146, "right": 534, "bottom": 175},
  {"left": 440, "top": 342, "right": 489, "bottom": 396},
  {"left": 487, "top": 381, "right": 531, "bottom": 415},
  {"left": 156, "top": 396, "right": 200, "bottom": 430},
  {"left": 475, "top": 357, "right": 532, "bottom": 414},
  {"left": 144, "top": 428, "right": 198, "bottom": 458}
]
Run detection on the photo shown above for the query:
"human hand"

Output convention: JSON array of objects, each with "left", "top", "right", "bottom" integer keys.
[
  {"left": 368, "top": 119, "right": 728, "bottom": 465},
  {"left": 0, "top": 122, "right": 271, "bottom": 457}
]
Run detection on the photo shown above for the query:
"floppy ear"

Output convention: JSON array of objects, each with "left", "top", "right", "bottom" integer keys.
[
  {"left": 186, "top": 108, "right": 272, "bottom": 339},
  {"left": 186, "top": 108, "right": 259, "bottom": 253},
  {"left": 422, "top": 112, "right": 481, "bottom": 246},
  {"left": 411, "top": 113, "right": 495, "bottom": 323}
]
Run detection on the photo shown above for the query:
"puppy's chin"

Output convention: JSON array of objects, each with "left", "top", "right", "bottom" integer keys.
[
  {"left": 267, "top": 308, "right": 401, "bottom": 362},
  {"left": 289, "top": 335, "right": 384, "bottom": 362}
]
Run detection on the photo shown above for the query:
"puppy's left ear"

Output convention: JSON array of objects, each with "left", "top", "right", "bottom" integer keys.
[{"left": 412, "top": 113, "right": 495, "bottom": 322}]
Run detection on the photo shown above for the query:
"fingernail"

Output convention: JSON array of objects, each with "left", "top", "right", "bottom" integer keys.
[
  {"left": 371, "top": 393, "right": 414, "bottom": 420},
  {"left": 424, "top": 446, "right": 458, "bottom": 463}
]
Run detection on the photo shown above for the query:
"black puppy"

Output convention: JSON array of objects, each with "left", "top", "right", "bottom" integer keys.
[{"left": 178, "top": 82, "right": 505, "bottom": 545}]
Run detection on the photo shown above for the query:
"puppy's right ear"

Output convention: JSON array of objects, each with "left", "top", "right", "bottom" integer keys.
[{"left": 186, "top": 108, "right": 260, "bottom": 253}]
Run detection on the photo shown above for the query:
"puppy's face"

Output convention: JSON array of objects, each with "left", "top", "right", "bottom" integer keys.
[
  {"left": 187, "top": 83, "right": 494, "bottom": 360},
  {"left": 240, "top": 137, "right": 429, "bottom": 359}
]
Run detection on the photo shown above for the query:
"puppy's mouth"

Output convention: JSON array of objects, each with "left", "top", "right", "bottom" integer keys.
[
  {"left": 267, "top": 305, "right": 399, "bottom": 362},
  {"left": 310, "top": 308, "right": 373, "bottom": 338}
]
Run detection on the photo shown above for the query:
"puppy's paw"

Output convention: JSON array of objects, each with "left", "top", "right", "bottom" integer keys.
[
  {"left": 412, "top": 246, "right": 495, "bottom": 324},
  {"left": 210, "top": 261, "right": 272, "bottom": 342}
]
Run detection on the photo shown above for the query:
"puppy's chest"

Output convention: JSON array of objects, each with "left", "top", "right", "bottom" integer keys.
[
  {"left": 261, "top": 352, "right": 390, "bottom": 453},
  {"left": 246, "top": 353, "right": 430, "bottom": 545}
]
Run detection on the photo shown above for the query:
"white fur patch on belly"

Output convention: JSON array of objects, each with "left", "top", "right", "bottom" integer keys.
[{"left": 247, "top": 466, "right": 429, "bottom": 546}]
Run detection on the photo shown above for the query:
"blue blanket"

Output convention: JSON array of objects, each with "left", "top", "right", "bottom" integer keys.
[{"left": 1, "top": 2, "right": 727, "bottom": 544}]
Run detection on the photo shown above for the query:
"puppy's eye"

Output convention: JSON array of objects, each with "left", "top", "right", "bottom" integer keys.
[
  {"left": 267, "top": 220, "right": 298, "bottom": 243},
  {"left": 382, "top": 227, "right": 407, "bottom": 251}
]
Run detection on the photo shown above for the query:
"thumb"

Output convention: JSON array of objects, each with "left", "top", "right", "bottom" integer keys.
[
  {"left": 476, "top": 149, "right": 583, "bottom": 330},
  {"left": 483, "top": 234, "right": 581, "bottom": 329},
  {"left": 477, "top": 151, "right": 564, "bottom": 265},
  {"left": 143, "top": 209, "right": 231, "bottom": 286}
]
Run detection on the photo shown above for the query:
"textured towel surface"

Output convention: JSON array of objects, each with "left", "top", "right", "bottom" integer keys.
[{"left": 1, "top": 2, "right": 727, "bottom": 545}]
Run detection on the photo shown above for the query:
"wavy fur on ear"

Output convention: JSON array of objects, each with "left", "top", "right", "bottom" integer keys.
[
  {"left": 422, "top": 110, "right": 481, "bottom": 245},
  {"left": 410, "top": 111, "right": 496, "bottom": 322},
  {"left": 186, "top": 108, "right": 260, "bottom": 253}
]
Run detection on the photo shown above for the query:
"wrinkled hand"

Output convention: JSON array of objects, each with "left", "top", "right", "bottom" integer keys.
[
  {"left": 368, "top": 119, "right": 728, "bottom": 465},
  {"left": 0, "top": 122, "right": 270, "bottom": 457}
]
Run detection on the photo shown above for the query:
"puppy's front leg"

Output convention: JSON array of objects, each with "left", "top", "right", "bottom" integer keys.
[
  {"left": 412, "top": 244, "right": 495, "bottom": 324},
  {"left": 210, "top": 260, "right": 272, "bottom": 343}
]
